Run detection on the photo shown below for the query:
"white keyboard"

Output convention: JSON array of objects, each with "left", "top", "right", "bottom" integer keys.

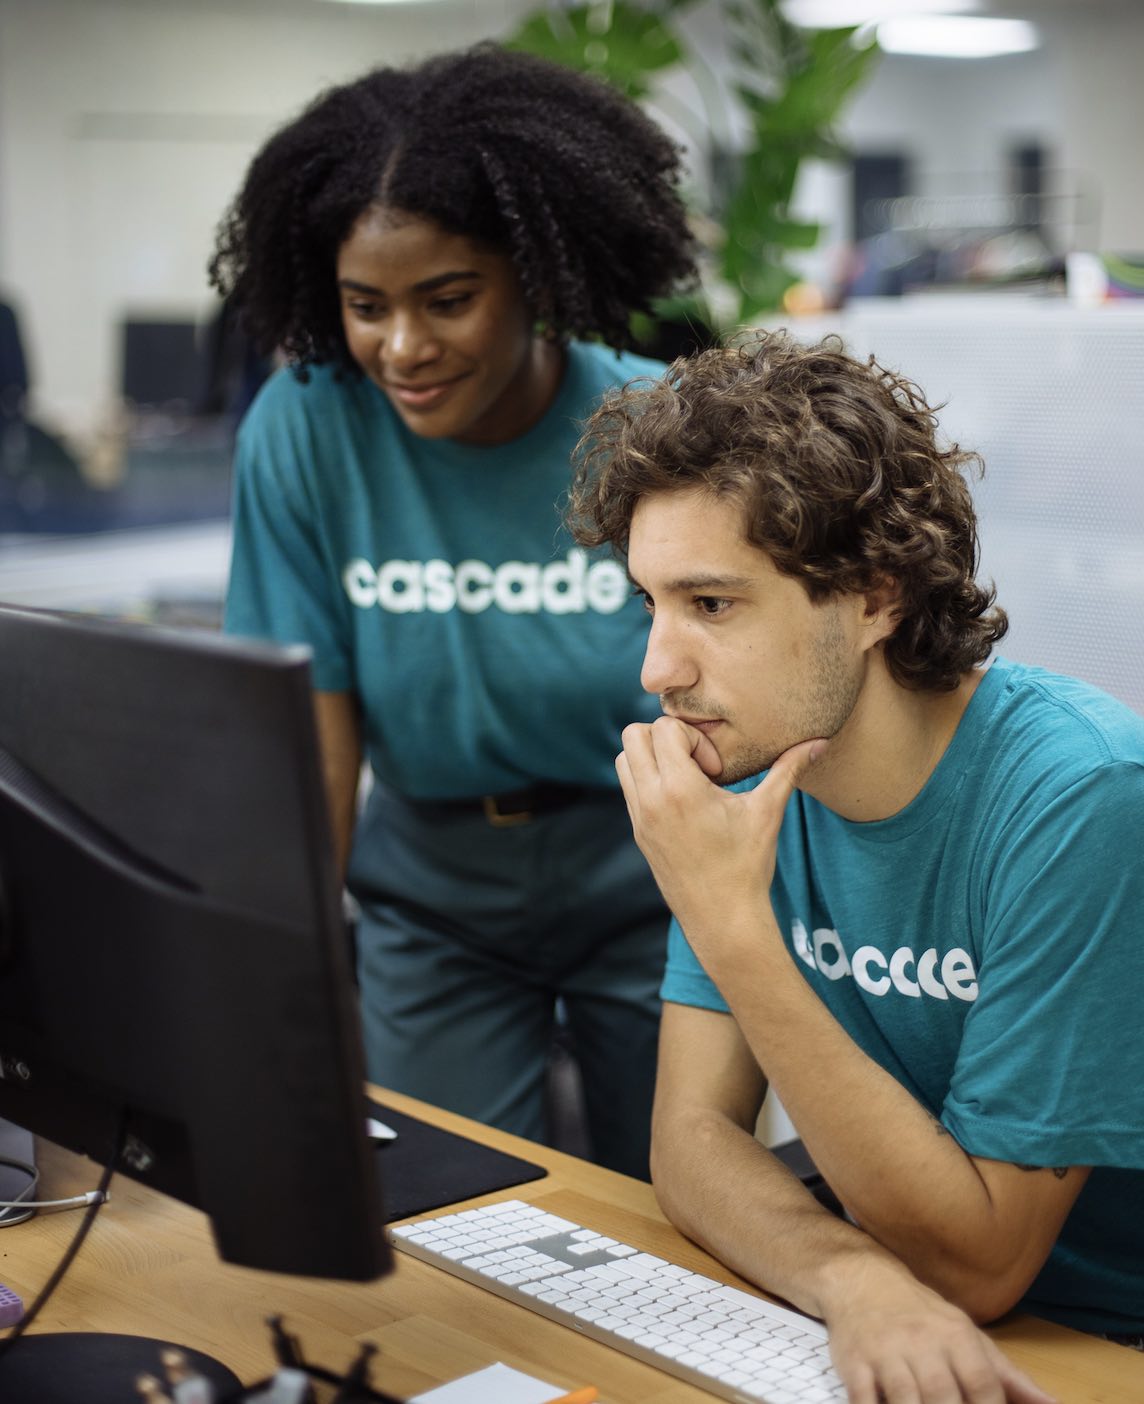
[{"left": 392, "top": 1198, "right": 845, "bottom": 1403}]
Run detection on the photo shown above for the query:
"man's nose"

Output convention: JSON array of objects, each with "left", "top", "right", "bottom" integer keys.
[{"left": 640, "top": 613, "right": 697, "bottom": 696}]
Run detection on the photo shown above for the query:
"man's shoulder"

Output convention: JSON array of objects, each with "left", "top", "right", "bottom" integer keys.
[
  {"left": 983, "top": 657, "right": 1144, "bottom": 773},
  {"left": 962, "top": 660, "right": 1144, "bottom": 857}
]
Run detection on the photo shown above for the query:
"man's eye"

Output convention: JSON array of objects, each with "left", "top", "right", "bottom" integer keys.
[{"left": 696, "top": 597, "right": 730, "bottom": 616}]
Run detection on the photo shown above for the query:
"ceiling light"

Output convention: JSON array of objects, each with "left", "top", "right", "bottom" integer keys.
[
  {"left": 876, "top": 16, "right": 1040, "bottom": 57},
  {"left": 781, "top": 0, "right": 980, "bottom": 27}
]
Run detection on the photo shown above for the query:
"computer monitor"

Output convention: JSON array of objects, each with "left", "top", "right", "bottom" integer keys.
[
  {"left": 119, "top": 317, "right": 207, "bottom": 413},
  {"left": 0, "top": 602, "right": 389, "bottom": 1283}
]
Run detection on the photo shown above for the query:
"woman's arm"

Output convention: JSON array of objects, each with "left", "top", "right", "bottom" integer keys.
[{"left": 313, "top": 690, "right": 363, "bottom": 878}]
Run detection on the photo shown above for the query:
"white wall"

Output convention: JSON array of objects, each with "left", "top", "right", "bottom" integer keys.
[
  {"left": 0, "top": 0, "right": 530, "bottom": 438},
  {"left": 1053, "top": 5, "right": 1144, "bottom": 252}
]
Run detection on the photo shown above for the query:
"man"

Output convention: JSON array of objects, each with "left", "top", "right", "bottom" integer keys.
[{"left": 568, "top": 332, "right": 1144, "bottom": 1403}]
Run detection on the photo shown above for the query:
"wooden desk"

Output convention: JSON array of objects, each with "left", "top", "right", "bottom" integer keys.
[{"left": 8, "top": 1090, "right": 1143, "bottom": 1403}]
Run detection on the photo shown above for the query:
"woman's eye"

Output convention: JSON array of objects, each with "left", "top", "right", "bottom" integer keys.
[
  {"left": 634, "top": 590, "right": 654, "bottom": 614},
  {"left": 430, "top": 294, "right": 472, "bottom": 314},
  {"left": 348, "top": 301, "right": 381, "bottom": 319}
]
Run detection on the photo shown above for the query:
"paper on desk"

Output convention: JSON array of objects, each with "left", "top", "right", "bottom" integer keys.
[{"left": 410, "top": 1361, "right": 563, "bottom": 1403}]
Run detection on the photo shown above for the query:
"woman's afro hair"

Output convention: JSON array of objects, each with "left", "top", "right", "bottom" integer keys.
[{"left": 209, "top": 43, "right": 697, "bottom": 369}]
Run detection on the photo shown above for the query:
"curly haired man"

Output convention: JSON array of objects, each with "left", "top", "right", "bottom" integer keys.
[{"left": 570, "top": 331, "right": 1144, "bottom": 1400}]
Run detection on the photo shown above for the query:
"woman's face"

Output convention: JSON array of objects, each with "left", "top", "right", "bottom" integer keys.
[{"left": 335, "top": 206, "right": 559, "bottom": 445}]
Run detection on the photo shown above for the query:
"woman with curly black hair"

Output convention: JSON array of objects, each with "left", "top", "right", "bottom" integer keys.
[{"left": 212, "top": 43, "right": 697, "bottom": 1177}]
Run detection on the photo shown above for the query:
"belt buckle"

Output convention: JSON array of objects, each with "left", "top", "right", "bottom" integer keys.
[{"left": 481, "top": 794, "right": 533, "bottom": 828}]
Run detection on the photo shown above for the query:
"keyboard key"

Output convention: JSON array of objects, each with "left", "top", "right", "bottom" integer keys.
[{"left": 720, "top": 1369, "right": 752, "bottom": 1387}]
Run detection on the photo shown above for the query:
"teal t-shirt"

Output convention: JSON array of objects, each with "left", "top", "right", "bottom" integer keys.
[
  {"left": 661, "top": 657, "right": 1144, "bottom": 1335},
  {"left": 224, "top": 342, "right": 663, "bottom": 798}
]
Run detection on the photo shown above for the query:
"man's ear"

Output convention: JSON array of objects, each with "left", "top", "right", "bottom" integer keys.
[{"left": 861, "top": 576, "right": 901, "bottom": 648}]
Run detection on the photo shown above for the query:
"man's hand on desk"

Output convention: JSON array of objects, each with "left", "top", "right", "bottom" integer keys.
[{"left": 818, "top": 1257, "right": 1057, "bottom": 1404}]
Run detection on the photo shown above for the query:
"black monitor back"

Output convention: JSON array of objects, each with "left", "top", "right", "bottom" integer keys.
[{"left": 0, "top": 604, "right": 388, "bottom": 1280}]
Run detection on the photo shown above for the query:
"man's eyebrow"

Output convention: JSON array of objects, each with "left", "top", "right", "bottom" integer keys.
[
  {"left": 627, "top": 571, "right": 757, "bottom": 593},
  {"left": 336, "top": 271, "right": 482, "bottom": 296}
]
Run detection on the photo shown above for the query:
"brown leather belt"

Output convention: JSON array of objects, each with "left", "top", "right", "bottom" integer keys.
[{"left": 414, "top": 782, "right": 598, "bottom": 828}]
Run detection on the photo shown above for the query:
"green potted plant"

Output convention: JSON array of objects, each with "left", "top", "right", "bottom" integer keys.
[{"left": 508, "top": 0, "right": 879, "bottom": 333}]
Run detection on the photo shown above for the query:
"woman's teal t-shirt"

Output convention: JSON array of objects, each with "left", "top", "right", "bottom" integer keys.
[{"left": 224, "top": 342, "right": 663, "bottom": 799}]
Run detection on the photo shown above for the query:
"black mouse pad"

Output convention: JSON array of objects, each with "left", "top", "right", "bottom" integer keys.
[{"left": 367, "top": 1100, "right": 547, "bottom": 1222}]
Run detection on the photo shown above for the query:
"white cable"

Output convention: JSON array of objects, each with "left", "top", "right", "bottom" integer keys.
[
  {"left": 0, "top": 1191, "right": 107, "bottom": 1209},
  {"left": 0, "top": 1155, "right": 106, "bottom": 1224}
]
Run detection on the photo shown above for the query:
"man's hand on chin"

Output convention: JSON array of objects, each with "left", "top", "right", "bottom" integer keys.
[
  {"left": 680, "top": 718, "right": 723, "bottom": 778},
  {"left": 614, "top": 718, "right": 828, "bottom": 941}
]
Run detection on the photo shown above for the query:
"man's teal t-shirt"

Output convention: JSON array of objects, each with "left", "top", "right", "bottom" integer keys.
[
  {"left": 224, "top": 341, "right": 663, "bottom": 798},
  {"left": 661, "top": 658, "right": 1144, "bottom": 1335}
]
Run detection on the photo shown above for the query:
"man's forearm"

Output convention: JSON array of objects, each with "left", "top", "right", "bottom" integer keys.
[
  {"left": 696, "top": 904, "right": 1067, "bottom": 1317},
  {"left": 652, "top": 1101, "right": 904, "bottom": 1320},
  {"left": 652, "top": 1100, "right": 965, "bottom": 1325}
]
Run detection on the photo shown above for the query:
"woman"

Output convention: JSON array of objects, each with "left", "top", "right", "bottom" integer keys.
[{"left": 211, "top": 43, "right": 696, "bottom": 1178}]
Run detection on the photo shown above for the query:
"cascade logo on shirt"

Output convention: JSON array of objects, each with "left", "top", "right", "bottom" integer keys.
[
  {"left": 342, "top": 548, "right": 629, "bottom": 616},
  {"left": 792, "top": 919, "right": 978, "bottom": 1003}
]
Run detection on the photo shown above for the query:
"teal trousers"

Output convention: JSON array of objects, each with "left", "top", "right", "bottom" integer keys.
[{"left": 350, "top": 783, "right": 668, "bottom": 1181}]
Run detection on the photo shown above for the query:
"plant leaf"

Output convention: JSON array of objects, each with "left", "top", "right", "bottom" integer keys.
[{"left": 506, "top": 4, "right": 684, "bottom": 99}]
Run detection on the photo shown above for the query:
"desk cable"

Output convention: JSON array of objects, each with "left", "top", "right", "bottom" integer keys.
[{"left": 0, "top": 1152, "right": 108, "bottom": 1227}]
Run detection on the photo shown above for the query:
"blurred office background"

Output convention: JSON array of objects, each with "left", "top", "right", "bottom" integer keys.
[
  {"left": 0, "top": 0, "right": 1141, "bottom": 711},
  {"left": 1, "top": 0, "right": 1140, "bottom": 1156}
]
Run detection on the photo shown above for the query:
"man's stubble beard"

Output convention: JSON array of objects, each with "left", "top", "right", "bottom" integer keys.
[{"left": 707, "top": 608, "right": 865, "bottom": 787}]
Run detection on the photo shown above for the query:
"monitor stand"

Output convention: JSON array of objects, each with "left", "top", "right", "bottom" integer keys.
[{"left": 0, "top": 1333, "right": 242, "bottom": 1403}]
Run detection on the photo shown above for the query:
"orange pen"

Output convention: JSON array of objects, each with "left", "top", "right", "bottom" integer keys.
[{"left": 545, "top": 1390, "right": 599, "bottom": 1404}]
